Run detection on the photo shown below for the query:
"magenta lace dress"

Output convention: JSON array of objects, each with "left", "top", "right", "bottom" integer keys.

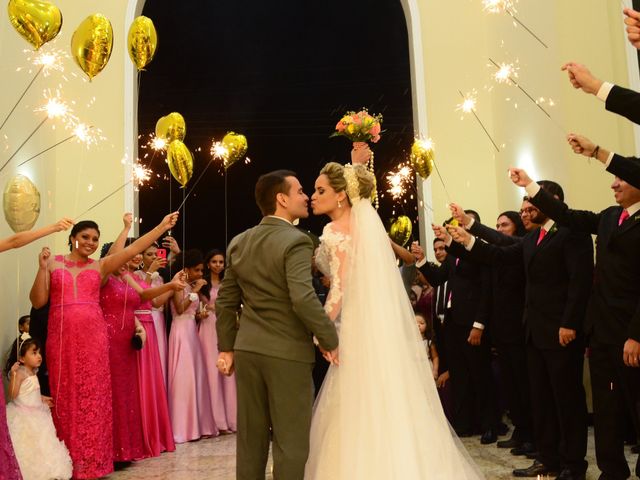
[
  {"left": 100, "top": 275, "right": 147, "bottom": 462},
  {"left": 0, "top": 386, "right": 22, "bottom": 480},
  {"left": 47, "top": 255, "right": 113, "bottom": 479}
]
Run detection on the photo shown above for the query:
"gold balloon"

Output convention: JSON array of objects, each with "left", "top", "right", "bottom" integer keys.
[
  {"left": 410, "top": 139, "right": 435, "bottom": 180},
  {"left": 7, "top": 0, "right": 62, "bottom": 50},
  {"left": 167, "top": 140, "right": 193, "bottom": 187},
  {"left": 221, "top": 131, "right": 248, "bottom": 169},
  {"left": 70, "top": 14, "right": 113, "bottom": 80},
  {"left": 155, "top": 113, "right": 186, "bottom": 143},
  {"left": 389, "top": 215, "right": 412, "bottom": 247},
  {"left": 127, "top": 16, "right": 157, "bottom": 71},
  {"left": 3, "top": 174, "right": 40, "bottom": 233}
]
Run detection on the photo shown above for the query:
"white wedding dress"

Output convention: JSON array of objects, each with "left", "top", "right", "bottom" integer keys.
[{"left": 305, "top": 197, "right": 484, "bottom": 480}]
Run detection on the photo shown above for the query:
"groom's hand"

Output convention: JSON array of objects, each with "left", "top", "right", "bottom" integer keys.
[
  {"left": 216, "top": 351, "right": 234, "bottom": 376},
  {"left": 322, "top": 347, "right": 339, "bottom": 366}
]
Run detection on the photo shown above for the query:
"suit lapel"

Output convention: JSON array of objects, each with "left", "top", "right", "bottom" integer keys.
[{"left": 614, "top": 209, "right": 640, "bottom": 237}]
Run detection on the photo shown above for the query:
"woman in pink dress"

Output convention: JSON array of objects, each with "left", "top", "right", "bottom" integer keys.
[
  {"left": 129, "top": 253, "right": 178, "bottom": 457},
  {"left": 29, "top": 212, "right": 178, "bottom": 479},
  {"left": 199, "top": 249, "right": 237, "bottom": 432},
  {"left": 137, "top": 244, "right": 170, "bottom": 383},
  {"left": 168, "top": 249, "right": 217, "bottom": 443},
  {"left": 0, "top": 218, "right": 73, "bottom": 480}
]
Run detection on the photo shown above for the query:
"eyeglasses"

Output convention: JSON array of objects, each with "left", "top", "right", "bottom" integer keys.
[{"left": 519, "top": 207, "right": 538, "bottom": 216}]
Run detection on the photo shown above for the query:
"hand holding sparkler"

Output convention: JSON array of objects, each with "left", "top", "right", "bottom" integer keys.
[
  {"left": 508, "top": 167, "right": 533, "bottom": 187},
  {"left": 567, "top": 133, "right": 609, "bottom": 164},
  {"left": 561, "top": 63, "right": 603, "bottom": 95},
  {"left": 624, "top": 8, "right": 640, "bottom": 50},
  {"left": 431, "top": 223, "right": 452, "bottom": 243},
  {"left": 448, "top": 203, "right": 473, "bottom": 227},
  {"left": 447, "top": 225, "right": 473, "bottom": 248}
]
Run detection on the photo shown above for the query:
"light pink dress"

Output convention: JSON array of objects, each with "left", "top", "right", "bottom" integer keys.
[
  {"left": 167, "top": 285, "right": 217, "bottom": 443},
  {"left": 131, "top": 274, "right": 176, "bottom": 457},
  {"left": 199, "top": 283, "right": 237, "bottom": 431},
  {"left": 134, "top": 270, "right": 169, "bottom": 385}
]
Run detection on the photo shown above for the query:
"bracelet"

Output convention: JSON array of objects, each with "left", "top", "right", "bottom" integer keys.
[{"left": 592, "top": 145, "right": 600, "bottom": 159}]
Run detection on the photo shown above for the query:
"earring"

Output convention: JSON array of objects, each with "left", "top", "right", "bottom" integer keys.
[{"left": 338, "top": 200, "right": 342, "bottom": 209}]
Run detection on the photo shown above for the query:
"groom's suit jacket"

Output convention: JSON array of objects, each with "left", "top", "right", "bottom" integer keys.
[{"left": 216, "top": 216, "right": 338, "bottom": 363}]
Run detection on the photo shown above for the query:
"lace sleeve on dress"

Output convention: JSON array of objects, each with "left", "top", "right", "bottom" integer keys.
[{"left": 319, "top": 226, "right": 350, "bottom": 321}]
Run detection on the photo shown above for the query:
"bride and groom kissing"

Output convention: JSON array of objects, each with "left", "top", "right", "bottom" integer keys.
[{"left": 214, "top": 149, "right": 484, "bottom": 480}]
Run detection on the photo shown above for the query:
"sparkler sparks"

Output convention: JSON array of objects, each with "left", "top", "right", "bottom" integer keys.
[
  {"left": 493, "top": 62, "right": 519, "bottom": 84},
  {"left": 31, "top": 48, "right": 67, "bottom": 77},
  {"left": 385, "top": 162, "right": 415, "bottom": 201},
  {"left": 132, "top": 163, "right": 152, "bottom": 189},
  {"left": 210, "top": 141, "right": 228, "bottom": 161},
  {"left": 150, "top": 136, "right": 167, "bottom": 151},
  {"left": 482, "top": 0, "right": 515, "bottom": 14}
]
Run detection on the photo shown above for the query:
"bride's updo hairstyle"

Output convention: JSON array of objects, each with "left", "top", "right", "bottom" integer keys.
[{"left": 320, "top": 162, "right": 375, "bottom": 205}]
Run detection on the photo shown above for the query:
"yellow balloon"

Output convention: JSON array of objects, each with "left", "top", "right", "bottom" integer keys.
[
  {"left": 3, "top": 174, "right": 40, "bottom": 233},
  {"left": 410, "top": 139, "right": 435, "bottom": 180},
  {"left": 7, "top": 0, "right": 62, "bottom": 50},
  {"left": 70, "top": 14, "right": 113, "bottom": 80},
  {"left": 221, "top": 131, "right": 248, "bottom": 169},
  {"left": 127, "top": 16, "right": 157, "bottom": 71},
  {"left": 155, "top": 113, "right": 186, "bottom": 143},
  {"left": 167, "top": 140, "right": 193, "bottom": 187},
  {"left": 389, "top": 215, "right": 412, "bottom": 247}
]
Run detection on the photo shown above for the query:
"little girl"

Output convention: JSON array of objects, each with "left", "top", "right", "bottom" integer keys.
[
  {"left": 416, "top": 312, "right": 439, "bottom": 381},
  {"left": 5, "top": 337, "right": 72, "bottom": 480}
]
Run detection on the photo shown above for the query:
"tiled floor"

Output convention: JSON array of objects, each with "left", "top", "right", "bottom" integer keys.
[{"left": 106, "top": 428, "right": 637, "bottom": 479}]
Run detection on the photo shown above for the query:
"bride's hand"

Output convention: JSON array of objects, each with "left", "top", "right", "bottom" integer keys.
[{"left": 351, "top": 143, "right": 371, "bottom": 165}]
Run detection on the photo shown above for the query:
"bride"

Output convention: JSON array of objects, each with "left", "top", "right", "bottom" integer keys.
[{"left": 305, "top": 152, "right": 484, "bottom": 479}]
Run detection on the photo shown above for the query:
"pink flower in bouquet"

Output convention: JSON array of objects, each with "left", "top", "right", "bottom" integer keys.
[
  {"left": 335, "top": 120, "right": 346, "bottom": 132},
  {"left": 371, "top": 134, "right": 381, "bottom": 143},
  {"left": 370, "top": 123, "right": 381, "bottom": 137},
  {"left": 352, "top": 113, "right": 363, "bottom": 125}
]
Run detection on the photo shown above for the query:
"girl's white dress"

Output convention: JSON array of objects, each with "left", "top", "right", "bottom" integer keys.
[{"left": 6, "top": 368, "right": 72, "bottom": 480}]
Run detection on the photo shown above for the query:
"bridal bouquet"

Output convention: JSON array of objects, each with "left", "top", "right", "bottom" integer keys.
[{"left": 331, "top": 109, "right": 383, "bottom": 143}]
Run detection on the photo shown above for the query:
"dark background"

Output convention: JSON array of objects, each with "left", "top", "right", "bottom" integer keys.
[{"left": 138, "top": 0, "right": 415, "bottom": 251}]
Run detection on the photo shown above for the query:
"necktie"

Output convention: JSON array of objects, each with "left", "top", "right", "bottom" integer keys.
[
  {"left": 536, "top": 228, "right": 547, "bottom": 245},
  {"left": 618, "top": 209, "right": 630, "bottom": 226}
]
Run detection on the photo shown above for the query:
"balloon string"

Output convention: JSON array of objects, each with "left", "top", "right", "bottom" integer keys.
[
  {"left": 0, "top": 64, "right": 44, "bottom": 133},
  {"left": 0, "top": 116, "right": 49, "bottom": 173}
]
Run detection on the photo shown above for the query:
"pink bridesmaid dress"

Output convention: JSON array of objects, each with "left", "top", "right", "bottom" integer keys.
[
  {"left": 168, "top": 285, "right": 217, "bottom": 443},
  {"left": 0, "top": 386, "right": 22, "bottom": 480},
  {"left": 199, "top": 283, "right": 237, "bottom": 432},
  {"left": 47, "top": 255, "right": 113, "bottom": 478},
  {"left": 131, "top": 274, "right": 176, "bottom": 457},
  {"left": 101, "top": 275, "right": 147, "bottom": 462},
  {"left": 134, "top": 271, "right": 169, "bottom": 385}
]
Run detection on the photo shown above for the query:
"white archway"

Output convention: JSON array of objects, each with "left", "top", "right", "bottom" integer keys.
[{"left": 124, "top": 0, "right": 433, "bottom": 246}]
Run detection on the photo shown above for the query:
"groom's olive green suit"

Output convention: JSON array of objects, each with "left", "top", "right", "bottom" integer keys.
[{"left": 216, "top": 216, "right": 338, "bottom": 480}]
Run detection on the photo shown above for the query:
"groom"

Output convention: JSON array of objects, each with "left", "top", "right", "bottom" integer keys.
[{"left": 216, "top": 169, "right": 339, "bottom": 480}]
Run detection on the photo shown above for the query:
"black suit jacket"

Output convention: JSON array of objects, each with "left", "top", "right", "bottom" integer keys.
[
  {"left": 419, "top": 253, "right": 491, "bottom": 331},
  {"left": 454, "top": 224, "right": 526, "bottom": 345},
  {"left": 530, "top": 187, "right": 640, "bottom": 345},
  {"left": 606, "top": 84, "right": 640, "bottom": 126},
  {"left": 465, "top": 223, "right": 593, "bottom": 350}
]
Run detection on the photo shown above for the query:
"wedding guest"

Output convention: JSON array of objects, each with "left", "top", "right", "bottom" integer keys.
[
  {"left": 0, "top": 217, "right": 72, "bottom": 480},
  {"left": 136, "top": 243, "right": 170, "bottom": 383},
  {"left": 168, "top": 249, "right": 217, "bottom": 443},
  {"left": 5, "top": 337, "right": 72, "bottom": 480},
  {"left": 199, "top": 249, "right": 237, "bottom": 433},
  {"left": 29, "top": 211, "right": 178, "bottom": 478},
  {"left": 446, "top": 180, "right": 592, "bottom": 480},
  {"left": 416, "top": 312, "right": 439, "bottom": 380},
  {"left": 512, "top": 167, "right": 640, "bottom": 480}
]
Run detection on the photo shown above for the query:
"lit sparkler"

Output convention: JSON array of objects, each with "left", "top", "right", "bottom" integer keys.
[
  {"left": 132, "top": 162, "right": 152, "bottom": 189},
  {"left": 457, "top": 90, "right": 500, "bottom": 152},
  {"left": 493, "top": 62, "right": 519, "bottom": 84},
  {"left": 150, "top": 136, "right": 167, "bottom": 151},
  {"left": 210, "top": 141, "right": 228, "bottom": 162},
  {"left": 482, "top": 0, "right": 548, "bottom": 48}
]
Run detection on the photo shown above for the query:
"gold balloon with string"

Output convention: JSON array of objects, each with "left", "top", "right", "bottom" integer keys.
[
  {"left": 70, "top": 14, "right": 113, "bottom": 80},
  {"left": 388, "top": 215, "right": 412, "bottom": 247},
  {"left": 7, "top": 0, "right": 62, "bottom": 50},
  {"left": 3, "top": 174, "right": 40, "bottom": 232},
  {"left": 167, "top": 140, "right": 193, "bottom": 187},
  {"left": 127, "top": 16, "right": 157, "bottom": 71},
  {"left": 221, "top": 131, "right": 248, "bottom": 169},
  {"left": 155, "top": 113, "right": 186, "bottom": 143},
  {"left": 410, "top": 138, "right": 435, "bottom": 179}
]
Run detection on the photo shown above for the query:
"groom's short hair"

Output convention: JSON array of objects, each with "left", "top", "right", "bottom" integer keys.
[{"left": 255, "top": 169, "right": 297, "bottom": 216}]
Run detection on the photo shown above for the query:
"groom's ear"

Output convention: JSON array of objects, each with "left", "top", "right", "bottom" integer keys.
[{"left": 275, "top": 192, "right": 288, "bottom": 209}]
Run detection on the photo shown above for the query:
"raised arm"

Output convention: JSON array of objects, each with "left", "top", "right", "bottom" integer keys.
[
  {"left": 0, "top": 218, "right": 73, "bottom": 253},
  {"left": 124, "top": 272, "right": 186, "bottom": 301},
  {"left": 105, "top": 213, "right": 133, "bottom": 256},
  {"left": 100, "top": 212, "right": 178, "bottom": 277},
  {"left": 29, "top": 247, "right": 52, "bottom": 309},
  {"left": 449, "top": 202, "right": 520, "bottom": 246}
]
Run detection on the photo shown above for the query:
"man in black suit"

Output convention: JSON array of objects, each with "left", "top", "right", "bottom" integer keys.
[
  {"left": 510, "top": 167, "right": 640, "bottom": 480},
  {"left": 416, "top": 212, "right": 499, "bottom": 444},
  {"left": 446, "top": 182, "right": 593, "bottom": 480}
]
